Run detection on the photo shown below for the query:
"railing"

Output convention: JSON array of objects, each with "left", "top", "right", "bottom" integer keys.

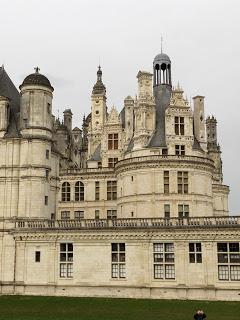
[
  {"left": 15, "top": 216, "right": 240, "bottom": 230},
  {"left": 60, "top": 167, "right": 115, "bottom": 175},
  {"left": 115, "top": 155, "right": 214, "bottom": 169},
  {"left": 60, "top": 155, "right": 214, "bottom": 175}
]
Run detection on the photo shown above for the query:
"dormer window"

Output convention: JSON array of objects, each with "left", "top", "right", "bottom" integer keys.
[
  {"left": 108, "top": 133, "right": 118, "bottom": 150},
  {"left": 175, "top": 117, "right": 184, "bottom": 135}
]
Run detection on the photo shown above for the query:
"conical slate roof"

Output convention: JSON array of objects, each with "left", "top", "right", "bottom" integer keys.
[{"left": 0, "top": 66, "right": 20, "bottom": 137}]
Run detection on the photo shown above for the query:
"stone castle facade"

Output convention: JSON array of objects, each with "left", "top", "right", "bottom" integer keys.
[{"left": 0, "top": 52, "right": 239, "bottom": 300}]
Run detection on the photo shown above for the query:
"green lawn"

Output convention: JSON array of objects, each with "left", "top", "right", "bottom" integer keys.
[{"left": 0, "top": 295, "right": 239, "bottom": 320}]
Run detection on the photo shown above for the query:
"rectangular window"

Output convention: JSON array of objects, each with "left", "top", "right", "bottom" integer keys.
[
  {"left": 111, "top": 243, "right": 126, "bottom": 279},
  {"left": 178, "top": 204, "right": 189, "bottom": 218},
  {"left": 60, "top": 243, "right": 73, "bottom": 278},
  {"left": 95, "top": 181, "right": 100, "bottom": 200},
  {"left": 164, "top": 171, "right": 169, "bottom": 194},
  {"left": 45, "top": 196, "right": 48, "bottom": 206},
  {"left": 153, "top": 243, "right": 175, "bottom": 279},
  {"left": 164, "top": 204, "right": 170, "bottom": 218},
  {"left": 74, "top": 211, "right": 84, "bottom": 219},
  {"left": 107, "top": 181, "right": 117, "bottom": 200},
  {"left": 61, "top": 211, "right": 70, "bottom": 220},
  {"left": 95, "top": 210, "right": 100, "bottom": 219},
  {"left": 107, "top": 210, "right": 117, "bottom": 219},
  {"left": 108, "top": 158, "right": 118, "bottom": 168},
  {"left": 217, "top": 242, "right": 240, "bottom": 281},
  {"left": 35, "top": 251, "right": 41, "bottom": 262},
  {"left": 175, "top": 145, "right": 185, "bottom": 156},
  {"left": 175, "top": 116, "right": 184, "bottom": 135},
  {"left": 108, "top": 133, "right": 118, "bottom": 150},
  {"left": 46, "top": 169, "right": 49, "bottom": 179},
  {"left": 189, "top": 243, "right": 202, "bottom": 263},
  {"left": 46, "top": 149, "right": 49, "bottom": 159},
  {"left": 178, "top": 171, "right": 188, "bottom": 194}
]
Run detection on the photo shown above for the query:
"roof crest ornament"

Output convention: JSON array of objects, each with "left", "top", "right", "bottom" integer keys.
[{"left": 34, "top": 66, "right": 40, "bottom": 74}]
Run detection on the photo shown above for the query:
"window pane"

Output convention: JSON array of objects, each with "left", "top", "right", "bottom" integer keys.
[
  {"left": 165, "top": 264, "right": 175, "bottom": 279},
  {"left": 217, "top": 243, "right": 228, "bottom": 252},
  {"left": 189, "top": 243, "right": 195, "bottom": 252},
  {"left": 60, "top": 243, "right": 66, "bottom": 252},
  {"left": 165, "top": 253, "right": 174, "bottom": 262},
  {"left": 112, "top": 253, "right": 118, "bottom": 262},
  {"left": 60, "top": 253, "right": 66, "bottom": 262},
  {"left": 67, "top": 264, "right": 73, "bottom": 278},
  {"left": 67, "top": 253, "right": 73, "bottom": 262},
  {"left": 119, "top": 253, "right": 125, "bottom": 262},
  {"left": 230, "top": 254, "right": 240, "bottom": 263},
  {"left": 189, "top": 253, "right": 195, "bottom": 263},
  {"left": 196, "top": 243, "right": 202, "bottom": 252},
  {"left": 112, "top": 243, "right": 118, "bottom": 251},
  {"left": 119, "top": 243, "right": 125, "bottom": 251},
  {"left": 112, "top": 264, "right": 118, "bottom": 278},
  {"left": 218, "top": 265, "right": 229, "bottom": 280},
  {"left": 119, "top": 264, "right": 126, "bottom": 278},
  {"left": 68, "top": 243, "right": 73, "bottom": 252},
  {"left": 229, "top": 243, "right": 239, "bottom": 252},
  {"left": 165, "top": 243, "right": 174, "bottom": 252},
  {"left": 154, "top": 243, "right": 163, "bottom": 252},
  {"left": 218, "top": 254, "right": 228, "bottom": 263},
  {"left": 196, "top": 253, "right": 202, "bottom": 263},
  {"left": 154, "top": 264, "right": 164, "bottom": 279},
  {"left": 60, "top": 263, "right": 66, "bottom": 278},
  {"left": 230, "top": 265, "right": 240, "bottom": 281},
  {"left": 154, "top": 253, "right": 163, "bottom": 263}
]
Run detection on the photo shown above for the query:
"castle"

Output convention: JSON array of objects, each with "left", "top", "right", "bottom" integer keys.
[{"left": 0, "top": 51, "right": 239, "bottom": 300}]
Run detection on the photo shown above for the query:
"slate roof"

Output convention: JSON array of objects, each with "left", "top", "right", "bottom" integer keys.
[
  {"left": 20, "top": 71, "right": 53, "bottom": 91},
  {"left": 89, "top": 144, "right": 101, "bottom": 161},
  {"left": 0, "top": 66, "right": 21, "bottom": 137}
]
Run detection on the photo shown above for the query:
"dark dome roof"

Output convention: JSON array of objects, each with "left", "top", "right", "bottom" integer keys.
[
  {"left": 154, "top": 52, "right": 171, "bottom": 63},
  {"left": 20, "top": 69, "right": 53, "bottom": 91}
]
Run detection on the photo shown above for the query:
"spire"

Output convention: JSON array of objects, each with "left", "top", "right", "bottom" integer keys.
[
  {"left": 161, "top": 36, "right": 163, "bottom": 54},
  {"left": 97, "top": 65, "right": 102, "bottom": 82},
  {"left": 92, "top": 65, "right": 106, "bottom": 95}
]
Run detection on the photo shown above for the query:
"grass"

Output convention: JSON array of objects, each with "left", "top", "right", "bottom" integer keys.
[{"left": 0, "top": 295, "right": 239, "bottom": 320}]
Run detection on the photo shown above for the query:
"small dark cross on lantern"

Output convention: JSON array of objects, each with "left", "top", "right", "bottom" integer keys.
[{"left": 34, "top": 66, "right": 40, "bottom": 73}]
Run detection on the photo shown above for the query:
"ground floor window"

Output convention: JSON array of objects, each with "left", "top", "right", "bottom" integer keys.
[
  {"left": 60, "top": 243, "right": 73, "bottom": 278},
  {"left": 217, "top": 242, "right": 240, "bottom": 281},
  {"left": 153, "top": 243, "right": 175, "bottom": 279},
  {"left": 189, "top": 243, "right": 202, "bottom": 263},
  {"left": 111, "top": 243, "right": 126, "bottom": 278}
]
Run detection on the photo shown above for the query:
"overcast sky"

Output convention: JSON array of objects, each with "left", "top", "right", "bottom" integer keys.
[{"left": 1, "top": 0, "right": 239, "bottom": 214}]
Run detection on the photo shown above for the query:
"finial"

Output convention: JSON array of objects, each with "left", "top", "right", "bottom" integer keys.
[
  {"left": 1, "top": 64, "right": 4, "bottom": 70},
  {"left": 161, "top": 36, "right": 163, "bottom": 53},
  {"left": 34, "top": 66, "right": 40, "bottom": 74}
]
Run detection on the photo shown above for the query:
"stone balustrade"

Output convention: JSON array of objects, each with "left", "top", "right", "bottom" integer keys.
[{"left": 15, "top": 216, "right": 240, "bottom": 230}]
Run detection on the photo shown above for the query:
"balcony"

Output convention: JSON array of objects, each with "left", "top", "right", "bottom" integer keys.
[{"left": 15, "top": 216, "right": 240, "bottom": 231}]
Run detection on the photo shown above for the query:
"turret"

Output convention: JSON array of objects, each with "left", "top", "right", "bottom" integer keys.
[
  {"left": 63, "top": 109, "right": 73, "bottom": 131},
  {"left": 149, "top": 52, "right": 172, "bottom": 148},
  {"left": 206, "top": 116, "right": 223, "bottom": 183},
  {"left": 124, "top": 96, "right": 134, "bottom": 142},
  {"left": 19, "top": 67, "right": 54, "bottom": 136},
  {"left": 88, "top": 66, "right": 107, "bottom": 156},
  {"left": 193, "top": 96, "right": 206, "bottom": 150}
]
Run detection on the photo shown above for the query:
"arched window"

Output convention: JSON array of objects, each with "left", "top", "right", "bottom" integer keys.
[
  {"left": 75, "top": 181, "right": 84, "bottom": 201},
  {"left": 62, "top": 182, "right": 71, "bottom": 202}
]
